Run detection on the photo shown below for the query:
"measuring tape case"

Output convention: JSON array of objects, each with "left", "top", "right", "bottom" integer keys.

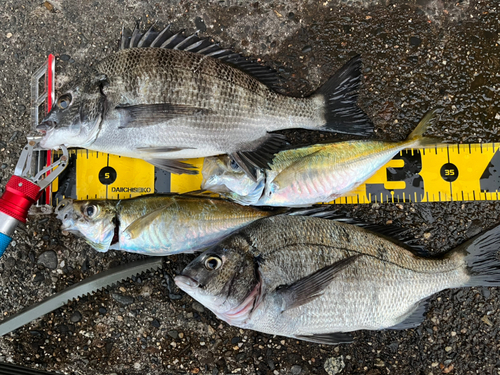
[{"left": 45, "top": 143, "right": 500, "bottom": 206}]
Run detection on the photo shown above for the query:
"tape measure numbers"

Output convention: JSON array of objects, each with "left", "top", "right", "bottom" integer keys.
[
  {"left": 50, "top": 143, "right": 500, "bottom": 205},
  {"left": 334, "top": 143, "right": 500, "bottom": 204}
]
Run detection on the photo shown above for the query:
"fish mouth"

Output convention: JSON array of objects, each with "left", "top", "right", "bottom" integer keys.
[
  {"left": 36, "top": 121, "right": 55, "bottom": 135},
  {"left": 175, "top": 275, "right": 200, "bottom": 290}
]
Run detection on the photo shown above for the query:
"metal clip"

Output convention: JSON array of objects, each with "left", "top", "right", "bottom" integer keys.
[{"left": 14, "top": 136, "right": 69, "bottom": 192}]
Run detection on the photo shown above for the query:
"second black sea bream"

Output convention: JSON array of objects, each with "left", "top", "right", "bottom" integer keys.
[
  {"left": 37, "top": 26, "right": 373, "bottom": 178},
  {"left": 176, "top": 215, "right": 500, "bottom": 344}
]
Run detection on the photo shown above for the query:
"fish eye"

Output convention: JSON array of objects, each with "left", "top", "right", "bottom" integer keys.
[
  {"left": 204, "top": 256, "right": 222, "bottom": 271},
  {"left": 57, "top": 94, "right": 72, "bottom": 110},
  {"left": 83, "top": 204, "right": 98, "bottom": 218},
  {"left": 229, "top": 158, "right": 241, "bottom": 171}
]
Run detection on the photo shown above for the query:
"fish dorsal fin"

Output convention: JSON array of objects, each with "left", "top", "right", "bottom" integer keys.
[
  {"left": 356, "top": 223, "right": 431, "bottom": 257},
  {"left": 295, "top": 332, "right": 353, "bottom": 345},
  {"left": 308, "top": 213, "right": 430, "bottom": 257},
  {"left": 276, "top": 255, "right": 360, "bottom": 312},
  {"left": 122, "top": 202, "right": 176, "bottom": 240},
  {"left": 291, "top": 213, "right": 431, "bottom": 257},
  {"left": 386, "top": 298, "right": 430, "bottom": 330},
  {"left": 120, "top": 25, "right": 281, "bottom": 90}
]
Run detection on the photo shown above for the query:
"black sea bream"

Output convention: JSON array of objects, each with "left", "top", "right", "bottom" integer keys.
[
  {"left": 176, "top": 215, "right": 500, "bottom": 344},
  {"left": 37, "top": 26, "right": 373, "bottom": 177}
]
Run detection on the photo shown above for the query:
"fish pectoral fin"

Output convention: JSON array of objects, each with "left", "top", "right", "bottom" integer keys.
[
  {"left": 295, "top": 332, "right": 353, "bottom": 345},
  {"left": 146, "top": 159, "right": 199, "bottom": 175},
  {"left": 122, "top": 204, "right": 175, "bottom": 240},
  {"left": 276, "top": 255, "right": 360, "bottom": 312},
  {"left": 386, "top": 298, "right": 430, "bottom": 330},
  {"left": 233, "top": 133, "right": 289, "bottom": 181},
  {"left": 116, "top": 104, "right": 214, "bottom": 128}
]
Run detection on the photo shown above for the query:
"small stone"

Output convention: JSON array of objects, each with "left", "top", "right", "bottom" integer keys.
[
  {"left": 43, "top": 1, "right": 55, "bottom": 12},
  {"left": 151, "top": 319, "right": 160, "bottom": 328},
  {"left": 231, "top": 337, "right": 240, "bottom": 345},
  {"left": 192, "top": 301, "right": 205, "bottom": 313},
  {"left": 495, "top": 113, "right": 500, "bottom": 120},
  {"left": 481, "top": 315, "right": 493, "bottom": 326},
  {"left": 9, "top": 131, "right": 19, "bottom": 142},
  {"left": 444, "top": 346, "right": 452, "bottom": 352},
  {"left": 70, "top": 311, "right": 82, "bottom": 323},
  {"left": 133, "top": 363, "right": 141, "bottom": 370},
  {"left": 178, "top": 332, "right": 184, "bottom": 339},
  {"left": 291, "top": 365, "right": 302, "bottom": 374},
  {"left": 168, "top": 330, "right": 178, "bottom": 339},
  {"left": 324, "top": 356, "right": 345, "bottom": 375},
  {"left": 111, "top": 292, "right": 134, "bottom": 305},
  {"left": 301, "top": 45, "right": 312, "bottom": 53},
  {"left": 443, "top": 364, "right": 454, "bottom": 374},
  {"left": 208, "top": 325, "right": 216, "bottom": 335},
  {"left": 194, "top": 17, "right": 207, "bottom": 32},
  {"left": 409, "top": 36, "right": 421, "bottom": 46},
  {"left": 6, "top": 33, "right": 12, "bottom": 38},
  {"left": 169, "top": 293, "right": 182, "bottom": 300},
  {"left": 33, "top": 272, "right": 45, "bottom": 282},
  {"left": 37, "top": 250, "right": 57, "bottom": 269},
  {"left": 99, "top": 307, "right": 107, "bottom": 315},
  {"left": 423, "top": 232, "right": 432, "bottom": 240},
  {"left": 1, "top": 164, "right": 7, "bottom": 169},
  {"left": 60, "top": 54, "right": 70, "bottom": 61}
]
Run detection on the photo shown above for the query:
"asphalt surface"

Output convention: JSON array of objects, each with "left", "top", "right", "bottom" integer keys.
[{"left": 1, "top": 0, "right": 500, "bottom": 374}]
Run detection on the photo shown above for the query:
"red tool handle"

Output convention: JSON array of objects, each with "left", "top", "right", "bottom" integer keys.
[{"left": 0, "top": 175, "right": 42, "bottom": 224}]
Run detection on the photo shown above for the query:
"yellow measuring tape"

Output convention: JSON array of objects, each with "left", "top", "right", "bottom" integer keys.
[{"left": 51, "top": 143, "right": 500, "bottom": 205}]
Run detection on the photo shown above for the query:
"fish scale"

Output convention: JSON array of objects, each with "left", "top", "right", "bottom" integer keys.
[
  {"left": 249, "top": 244, "right": 465, "bottom": 336},
  {"left": 98, "top": 48, "right": 318, "bottom": 123}
]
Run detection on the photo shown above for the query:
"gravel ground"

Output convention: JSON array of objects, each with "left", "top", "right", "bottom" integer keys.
[{"left": 1, "top": 0, "right": 500, "bottom": 374}]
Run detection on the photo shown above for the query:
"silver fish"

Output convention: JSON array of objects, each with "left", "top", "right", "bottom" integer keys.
[
  {"left": 201, "top": 109, "right": 440, "bottom": 206},
  {"left": 37, "top": 26, "right": 373, "bottom": 179},
  {"left": 175, "top": 215, "right": 500, "bottom": 344},
  {"left": 55, "top": 194, "right": 280, "bottom": 255}
]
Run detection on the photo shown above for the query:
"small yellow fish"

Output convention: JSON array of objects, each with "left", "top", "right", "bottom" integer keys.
[
  {"left": 56, "top": 194, "right": 279, "bottom": 255},
  {"left": 202, "top": 109, "right": 441, "bottom": 206}
]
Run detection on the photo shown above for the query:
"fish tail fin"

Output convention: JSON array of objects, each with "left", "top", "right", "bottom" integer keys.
[
  {"left": 456, "top": 224, "right": 500, "bottom": 287},
  {"left": 315, "top": 55, "right": 373, "bottom": 136},
  {"left": 406, "top": 108, "right": 443, "bottom": 147}
]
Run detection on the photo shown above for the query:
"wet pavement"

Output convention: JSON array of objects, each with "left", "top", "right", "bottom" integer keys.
[{"left": 1, "top": 0, "right": 500, "bottom": 374}]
